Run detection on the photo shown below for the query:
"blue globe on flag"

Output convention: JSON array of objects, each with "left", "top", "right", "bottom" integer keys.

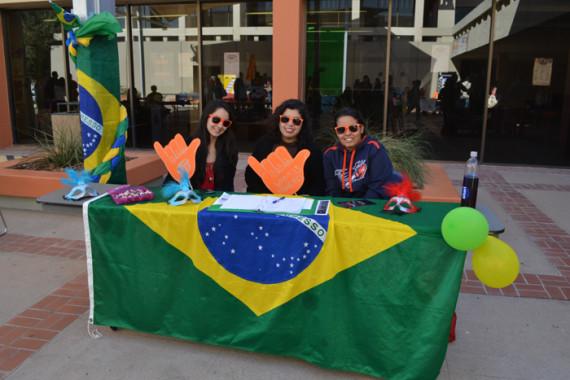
[{"left": 198, "top": 210, "right": 329, "bottom": 284}]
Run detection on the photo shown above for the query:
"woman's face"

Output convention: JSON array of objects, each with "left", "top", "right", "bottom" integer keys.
[
  {"left": 206, "top": 107, "right": 231, "bottom": 138},
  {"left": 335, "top": 115, "right": 364, "bottom": 150},
  {"left": 278, "top": 108, "right": 303, "bottom": 144}
]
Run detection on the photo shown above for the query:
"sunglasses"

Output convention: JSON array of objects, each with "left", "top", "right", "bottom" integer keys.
[
  {"left": 208, "top": 114, "right": 232, "bottom": 128},
  {"left": 279, "top": 115, "right": 304, "bottom": 126},
  {"left": 335, "top": 124, "right": 361, "bottom": 135}
]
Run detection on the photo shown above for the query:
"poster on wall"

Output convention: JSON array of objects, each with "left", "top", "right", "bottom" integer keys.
[
  {"left": 532, "top": 58, "right": 553, "bottom": 86},
  {"left": 224, "top": 52, "right": 240, "bottom": 76}
]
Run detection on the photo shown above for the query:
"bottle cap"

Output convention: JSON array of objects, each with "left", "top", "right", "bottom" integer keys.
[{"left": 470, "top": 151, "right": 478, "bottom": 158}]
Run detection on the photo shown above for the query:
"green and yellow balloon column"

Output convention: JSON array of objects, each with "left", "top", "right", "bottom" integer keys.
[{"left": 50, "top": 1, "right": 127, "bottom": 184}]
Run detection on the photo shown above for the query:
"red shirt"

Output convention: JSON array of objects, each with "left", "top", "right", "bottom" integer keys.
[{"left": 200, "top": 162, "right": 215, "bottom": 191}]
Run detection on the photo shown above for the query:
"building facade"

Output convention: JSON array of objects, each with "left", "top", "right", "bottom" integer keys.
[{"left": 0, "top": 0, "right": 569, "bottom": 165}]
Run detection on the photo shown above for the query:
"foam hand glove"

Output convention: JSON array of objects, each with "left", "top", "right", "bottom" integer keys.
[
  {"left": 154, "top": 134, "right": 200, "bottom": 183},
  {"left": 247, "top": 146, "right": 310, "bottom": 195}
]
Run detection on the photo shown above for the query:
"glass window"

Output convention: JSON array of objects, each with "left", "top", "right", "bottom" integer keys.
[
  {"left": 201, "top": 1, "right": 273, "bottom": 151},
  {"left": 481, "top": 1, "right": 570, "bottom": 165},
  {"left": 6, "top": 9, "right": 65, "bottom": 143},
  {"left": 241, "top": 2, "right": 272, "bottom": 27},
  {"left": 306, "top": 0, "right": 388, "bottom": 143},
  {"left": 129, "top": 3, "right": 201, "bottom": 148},
  {"left": 423, "top": 0, "right": 490, "bottom": 161}
]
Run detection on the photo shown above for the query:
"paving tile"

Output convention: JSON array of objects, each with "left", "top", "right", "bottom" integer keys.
[
  {"left": 19, "top": 329, "right": 58, "bottom": 341},
  {"left": 6, "top": 317, "right": 40, "bottom": 329},
  {"left": 11, "top": 338, "right": 46, "bottom": 351},
  {"left": 544, "top": 286, "right": 568, "bottom": 300},
  {"left": 0, "top": 348, "right": 32, "bottom": 371}
]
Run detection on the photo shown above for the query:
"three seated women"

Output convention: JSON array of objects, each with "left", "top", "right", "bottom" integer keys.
[{"left": 176, "top": 98, "right": 400, "bottom": 198}]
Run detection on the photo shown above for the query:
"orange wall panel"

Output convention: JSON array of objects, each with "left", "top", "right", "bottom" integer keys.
[
  {"left": 0, "top": 12, "right": 14, "bottom": 148},
  {"left": 272, "top": 0, "right": 306, "bottom": 109}
]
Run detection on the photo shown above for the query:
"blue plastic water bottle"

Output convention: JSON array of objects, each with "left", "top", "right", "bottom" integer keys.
[{"left": 461, "top": 151, "right": 479, "bottom": 208}]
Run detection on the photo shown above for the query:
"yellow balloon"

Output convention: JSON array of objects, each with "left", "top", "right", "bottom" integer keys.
[{"left": 472, "top": 236, "right": 520, "bottom": 288}]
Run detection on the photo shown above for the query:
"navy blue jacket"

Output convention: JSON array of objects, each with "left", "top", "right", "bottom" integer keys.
[{"left": 323, "top": 136, "right": 397, "bottom": 199}]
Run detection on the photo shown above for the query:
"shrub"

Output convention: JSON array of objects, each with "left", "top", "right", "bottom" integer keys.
[
  {"left": 35, "top": 129, "right": 83, "bottom": 169},
  {"left": 10, "top": 129, "right": 85, "bottom": 171},
  {"left": 369, "top": 132, "right": 430, "bottom": 188}
]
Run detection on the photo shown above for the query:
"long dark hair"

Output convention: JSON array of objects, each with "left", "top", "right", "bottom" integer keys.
[
  {"left": 193, "top": 100, "right": 238, "bottom": 176},
  {"left": 269, "top": 99, "right": 314, "bottom": 147}
]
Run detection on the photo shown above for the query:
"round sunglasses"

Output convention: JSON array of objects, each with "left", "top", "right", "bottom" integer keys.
[
  {"left": 279, "top": 115, "right": 304, "bottom": 126},
  {"left": 335, "top": 124, "right": 361, "bottom": 135},
  {"left": 208, "top": 114, "right": 232, "bottom": 128}
]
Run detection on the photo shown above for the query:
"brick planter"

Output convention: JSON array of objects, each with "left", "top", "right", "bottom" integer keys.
[{"left": 0, "top": 150, "right": 165, "bottom": 199}]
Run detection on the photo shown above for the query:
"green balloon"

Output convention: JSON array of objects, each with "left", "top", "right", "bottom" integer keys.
[{"left": 441, "top": 207, "right": 489, "bottom": 251}]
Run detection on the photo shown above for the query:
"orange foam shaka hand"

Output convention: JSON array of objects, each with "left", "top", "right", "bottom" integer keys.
[
  {"left": 247, "top": 146, "right": 311, "bottom": 195},
  {"left": 154, "top": 134, "right": 201, "bottom": 182}
]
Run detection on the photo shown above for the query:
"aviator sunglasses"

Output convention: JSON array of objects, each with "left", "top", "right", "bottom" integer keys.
[
  {"left": 335, "top": 124, "right": 361, "bottom": 135},
  {"left": 279, "top": 115, "right": 304, "bottom": 126},
  {"left": 208, "top": 114, "right": 232, "bottom": 128}
]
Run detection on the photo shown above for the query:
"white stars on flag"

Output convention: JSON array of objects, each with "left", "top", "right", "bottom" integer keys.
[{"left": 198, "top": 211, "right": 328, "bottom": 284}]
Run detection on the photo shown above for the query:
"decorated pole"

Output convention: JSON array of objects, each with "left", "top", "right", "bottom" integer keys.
[{"left": 50, "top": 0, "right": 127, "bottom": 184}]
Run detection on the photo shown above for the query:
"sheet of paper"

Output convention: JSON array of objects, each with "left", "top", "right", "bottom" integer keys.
[
  {"left": 213, "top": 192, "right": 231, "bottom": 206},
  {"left": 217, "top": 194, "right": 313, "bottom": 214},
  {"left": 219, "top": 194, "right": 269, "bottom": 211},
  {"left": 259, "top": 197, "right": 313, "bottom": 214}
]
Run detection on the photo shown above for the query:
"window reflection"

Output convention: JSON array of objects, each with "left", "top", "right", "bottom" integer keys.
[
  {"left": 201, "top": 1, "right": 273, "bottom": 151},
  {"left": 129, "top": 4, "right": 201, "bottom": 148},
  {"left": 6, "top": 10, "right": 64, "bottom": 142}
]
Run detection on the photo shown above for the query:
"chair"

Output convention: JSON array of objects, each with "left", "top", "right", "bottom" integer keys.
[
  {"left": 477, "top": 204, "right": 506, "bottom": 236},
  {"left": 0, "top": 209, "right": 7, "bottom": 237}
]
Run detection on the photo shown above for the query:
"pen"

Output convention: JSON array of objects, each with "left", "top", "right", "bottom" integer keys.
[{"left": 272, "top": 196, "right": 285, "bottom": 204}]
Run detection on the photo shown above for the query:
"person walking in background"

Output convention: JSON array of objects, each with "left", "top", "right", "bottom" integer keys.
[
  {"left": 43, "top": 71, "right": 59, "bottom": 111},
  {"left": 439, "top": 74, "right": 460, "bottom": 136},
  {"left": 146, "top": 85, "right": 165, "bottom": 143},
  {"left": 213, "top": 76, "right": 227, "bottom": 101},
  {"left": 407, "top": 80, "right": 422, "bottom": 123}
]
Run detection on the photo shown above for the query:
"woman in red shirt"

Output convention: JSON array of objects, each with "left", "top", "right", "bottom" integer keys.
[
  {"left": 165, "top": 100, "right": 237, "bottom": 191},
  {"left": 193, "top": 100, "right": 238, "bottom": 191}
]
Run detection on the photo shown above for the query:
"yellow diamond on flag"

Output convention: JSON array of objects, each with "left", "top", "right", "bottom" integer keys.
[{"left": 127, "top": 198, "right": 416, "bottom": 316}]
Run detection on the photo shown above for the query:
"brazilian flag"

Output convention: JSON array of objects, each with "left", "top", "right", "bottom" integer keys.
[
  {"left": 86, "top": 195, "right": 464, "bottom": 380},
  {"left": 50, "top": 3, "right": 127, "bottom": 184},
  {"left": 75, "top": 14, "right": 126, "bottom": 184}
]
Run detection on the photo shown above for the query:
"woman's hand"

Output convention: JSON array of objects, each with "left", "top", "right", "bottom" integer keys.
[
  {"left": 247, "top": 146, "right": 310, "bottom": 195},
  {"left": 154, "top": 134, "right": 201, "bottom": 182}
]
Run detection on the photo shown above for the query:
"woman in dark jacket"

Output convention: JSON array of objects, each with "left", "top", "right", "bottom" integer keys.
[
  {"left": 323, "top": 107, "right": 400, "bottom": 198},
  {"left": 165, "top": 100, "right": 237, "bottom": 191},
  {"left": 245, "top": 99, "right": 325, "bottom": 196}
]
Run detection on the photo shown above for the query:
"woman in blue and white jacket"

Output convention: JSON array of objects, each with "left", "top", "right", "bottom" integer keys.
[{"left": 323, "top": 107, "right": 400, "bottom": 199}]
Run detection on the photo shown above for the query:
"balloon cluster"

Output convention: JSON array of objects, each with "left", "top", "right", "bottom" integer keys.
[{"left": 441, "top": 207, "right": 520, "bottom": 288}]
